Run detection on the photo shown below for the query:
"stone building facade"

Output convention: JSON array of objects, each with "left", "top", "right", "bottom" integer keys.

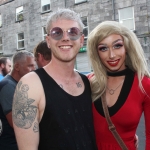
[{"left": 0, "top": 0, "right": 150, "bottom": 72}]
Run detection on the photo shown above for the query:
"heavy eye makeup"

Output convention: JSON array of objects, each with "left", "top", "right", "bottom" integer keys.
[
  {"left": 113, "top": 41, "right": 124, "bottom": 49},
  {"left": 98, "top": 44, "right": 108, "bottom": 52}
]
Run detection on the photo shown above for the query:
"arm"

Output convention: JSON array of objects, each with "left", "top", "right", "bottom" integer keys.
[
  {"left": 12, "top": 74, "right": 41, "bottom": 150},
  {"left": 6, "top": 112, "right": 13, "bottom": 128},
  {"left": 0, "top": 82, "right": 15, "bottom": 128}
]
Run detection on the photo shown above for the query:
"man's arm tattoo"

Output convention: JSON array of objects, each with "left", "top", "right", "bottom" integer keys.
[
  {"left": 76, "top": 82, "right": 82, "bottom": 88},
  {"left": 33, "top": 122, "right": 39, "bottom": 132},
  {"left": 12, "top": 81, "right": 38, "bottom": 129}
]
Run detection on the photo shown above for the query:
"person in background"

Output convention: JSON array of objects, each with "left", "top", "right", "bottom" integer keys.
[
  {"left": 87, "top": 21, "right": 150, "bottom": 149},
  {"left": 0, "top": 57, "right": 11, "bottom": 81},
  {"left": 12, "top": 8, "right": 97, "bottom": 150},
  {"left": 0, "top": 50, "right": 36, "bottom": 150},
  {"left": 33, "top": 40, "right": 51, "bottom": 68}
]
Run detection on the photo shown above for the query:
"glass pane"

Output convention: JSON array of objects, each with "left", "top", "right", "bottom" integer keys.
[
  {"left": 16, "top": 6, "right": 23, "bottom": 14},
  {"left": 42, "top": 4, "right": 50, "bottom": 11},
  {"left": 119, "top": 7, "right": 133, "bottom": 20},
  {"left": 41, "top": 0, "right": 50, "bottom": 5},
  {"left": 82, "top": 17, "right": 87, "bottom": 26},
  {"left": 18, "top": 41, "right": 24, "bottom": 49},
  {"left": 0, "top": 45, "right": 2, "bottom": 51},
  {"left": 84, "top": 39, "right": 87, "bottom": 46},
  {"left": 43, "top": 27, "right": 47, "bottom": 34},
  {"left": 121, "top": 19, "right": 134, "bottom": 30},
  {"left": 18, "top": 33, "right": 24, "bottom": 40},
  {"left": 83, "top": 27, "right": 88, "bottom": 37},
  {"left": 0, "top": 37, "right": 2, "bottom": 44},
  {"left": 0, "top": 15, "right": 2, "bottom": 27},
  {"left": 17, "top": 13, "right": 23, "bottom": 21}
]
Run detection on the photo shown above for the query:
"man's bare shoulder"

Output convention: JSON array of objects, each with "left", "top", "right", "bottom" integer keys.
[
  {"left": 17, "top": 71, "right": 44, "bottom": 101},
  {"left": 20, "top": 71, "right": 39, "bottom": 82}
]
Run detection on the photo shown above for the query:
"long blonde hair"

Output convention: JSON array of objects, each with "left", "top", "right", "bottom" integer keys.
[{"left": 87, "top": 21, "right": 150, "bottom": 101}]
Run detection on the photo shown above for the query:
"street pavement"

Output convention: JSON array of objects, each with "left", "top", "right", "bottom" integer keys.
[{"left": 136, "top": 113, "right": 145, "bottom": 149}]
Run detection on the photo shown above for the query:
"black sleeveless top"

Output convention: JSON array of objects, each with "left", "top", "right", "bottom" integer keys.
[{"left": 34, "top": 68, "right": 97, "bottom": 150}]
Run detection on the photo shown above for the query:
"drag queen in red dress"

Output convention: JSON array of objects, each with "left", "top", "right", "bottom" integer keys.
[{"left": 87, "top": 21, "right": 150, "bottom": 150}]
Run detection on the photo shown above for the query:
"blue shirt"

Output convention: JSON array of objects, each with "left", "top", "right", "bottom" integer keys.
[
  {"left": 0, "top": 75, "right": 18, "bottom": 150},
  {"left": 0, "top": 74, "right": 4, "bottom": 81}
]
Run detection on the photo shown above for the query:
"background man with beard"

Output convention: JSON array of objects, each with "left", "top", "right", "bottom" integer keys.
[
  {"left": 0, "top": 50, "right": 36, "bottom": 150},
  {"left": 0, "top": 57, "right": 11, "bottom": 81}
]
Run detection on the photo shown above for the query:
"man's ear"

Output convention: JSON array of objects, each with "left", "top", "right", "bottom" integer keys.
[
  {"left": 38, "top": 53, "right": 44, "bottom": 61},
  {"left": 1, "top": 63, "right": 5, "bottom": 69},
  {"left": 14, "top": 63, "right": 20, "bottom": 71}
]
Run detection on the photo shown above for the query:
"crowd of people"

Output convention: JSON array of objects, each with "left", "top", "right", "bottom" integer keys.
[{"left": 0, "top": 8, "right": 149, "bottom": 150}]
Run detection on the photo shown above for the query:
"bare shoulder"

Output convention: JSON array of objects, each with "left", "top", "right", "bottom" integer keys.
[{"left": 20, "top": 71, "right": 41, "bottom": 83}]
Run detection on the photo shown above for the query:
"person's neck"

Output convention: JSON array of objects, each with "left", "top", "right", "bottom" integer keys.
[
  {"left": 10, "top": 70, "right": 21, "bottom": 82},
  {"left": 107, "top": 68, "right": 129, "bottom": 77},
  {"left": 44, "top": 59, "right": 76, "bottom": 78}
]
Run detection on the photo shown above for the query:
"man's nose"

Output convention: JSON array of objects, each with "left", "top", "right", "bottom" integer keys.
[{"left": 61, "top": 31, "right": 70, "bottom": 41}]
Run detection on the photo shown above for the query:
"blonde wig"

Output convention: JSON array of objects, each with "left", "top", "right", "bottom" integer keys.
[{"left": 87, "top": 21, "right": 150, "bottom": 101}]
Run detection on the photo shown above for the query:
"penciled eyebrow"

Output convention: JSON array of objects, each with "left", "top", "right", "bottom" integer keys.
[{"left": 98, "top": 39, "right": 123, "bottom": 46}]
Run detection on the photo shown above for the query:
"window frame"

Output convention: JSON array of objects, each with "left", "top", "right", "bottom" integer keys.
[
  {"left": 41, "top": 0, "right": 51, "bottom": 13},
  {"left": 16, "top": 6, "right": 23, "bottom": 22},
  {"left": 75, "top": 0, "right": 87, "bottom": 4},
  {"left": 118, "top": 7, "right": 135, "bottom": 31},
  {"left": 17, "top": 32, "right": 25, "bottom": 50}
]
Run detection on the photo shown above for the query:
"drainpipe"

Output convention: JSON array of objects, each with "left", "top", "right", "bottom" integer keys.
[
  {"left": 64, "top": 0, "right": 66, "bottom": 8},
  {"left": 146, "top": 0, "right": 150, "bottom": 34},
  {"left": 112, "top": 0, "right": 115, "bottom": 20}
]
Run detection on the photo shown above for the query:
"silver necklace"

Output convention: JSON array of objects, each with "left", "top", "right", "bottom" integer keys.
[{"left": 107, "top": 80, "right": 124, "bottom": 95}]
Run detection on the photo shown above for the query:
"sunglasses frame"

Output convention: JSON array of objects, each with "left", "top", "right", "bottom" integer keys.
[{"left": 48, "top": 27, "right": 83, "bottom": 41}]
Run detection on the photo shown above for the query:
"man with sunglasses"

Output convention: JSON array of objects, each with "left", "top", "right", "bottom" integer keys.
[{"left": 12, "top": 8, "right": 97, "bottom": 150}]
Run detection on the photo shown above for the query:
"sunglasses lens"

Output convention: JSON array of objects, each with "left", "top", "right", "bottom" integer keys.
[
  {"left": 50, "top": 27, "right": 63, "bottom": 40},
  {"left": 68, "top": 27, "right": 81, "bottom": 40}
]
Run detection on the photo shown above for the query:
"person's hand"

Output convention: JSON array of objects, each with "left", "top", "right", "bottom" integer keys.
[{"left": 134, "top": 134, "right": 139, "bottom": 150}]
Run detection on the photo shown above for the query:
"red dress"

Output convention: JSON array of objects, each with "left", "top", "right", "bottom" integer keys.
[{"left": 90, "top": 69, "right": 150, "bottom": 150}]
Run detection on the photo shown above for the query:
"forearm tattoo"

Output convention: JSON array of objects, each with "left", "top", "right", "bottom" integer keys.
[{"left": 12, "top": 81, "right": 38, "bottom": 129}]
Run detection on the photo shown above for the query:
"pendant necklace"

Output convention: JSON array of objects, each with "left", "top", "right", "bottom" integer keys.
[{"left": 107, "top": 80, "right": 124, "bottom": 95}]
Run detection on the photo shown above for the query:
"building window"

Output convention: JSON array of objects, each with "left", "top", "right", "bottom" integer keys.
[
  {"left": 41, "top": 0, "right": 50, "bottom": 12},
  {"left": 42, "top": 26, "right": 47, "bottom": 39},
  {"left": 16, "top": 6, "right": 23, "bottom": 22},
  {"left": 17, "top": 33, "right": 24, "bottom": 50},
  {"left": 0, "top": 14, "right": 2, "bottom": 27},
  {"left": 75, "top": 0, "right": 87, "bottom": 3},
  {"left": 0, "top": 37, "right": 2, "bottom": 52},
  {"left": 79, "top": 17, "right": 88, "bottom": 53},
  {"left": 118, "top": 7, "right": 135, "bottom": 30}
]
